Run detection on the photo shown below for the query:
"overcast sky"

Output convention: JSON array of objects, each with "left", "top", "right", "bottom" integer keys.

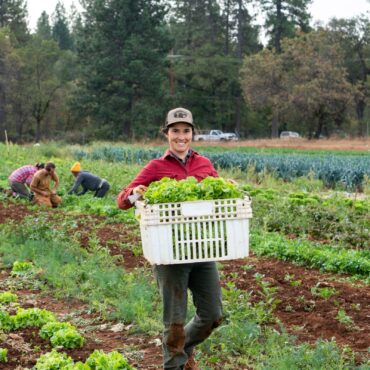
[{"left": 26, "top": 0, "right": 370, "bottom": 31}]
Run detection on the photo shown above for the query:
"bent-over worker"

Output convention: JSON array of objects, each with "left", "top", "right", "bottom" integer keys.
[
  {"left": 68, "top": 162, "right": 110, "bottom": 198},
  {"left": 8, "top": 163, "right": 45, "bottom": 199},
  {"left": 30, "top": 162, "right": 61, "bottom": 208}
]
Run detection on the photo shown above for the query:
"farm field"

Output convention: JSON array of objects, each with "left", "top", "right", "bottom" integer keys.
[
  {"left": 192, "top": 138, "right": 370, "bottom": 152},
  {"left": 0, "top": 141, "right": 369, "bottom": 369}
]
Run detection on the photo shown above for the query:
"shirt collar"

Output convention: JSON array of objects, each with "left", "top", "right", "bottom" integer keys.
[{"left": 163, "top": 149, "right": 195, "bottom": 164}]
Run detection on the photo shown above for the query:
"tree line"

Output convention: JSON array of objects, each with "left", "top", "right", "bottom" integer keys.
[{"left": 0, "top": 0, "right": 369, "bottom": 142}]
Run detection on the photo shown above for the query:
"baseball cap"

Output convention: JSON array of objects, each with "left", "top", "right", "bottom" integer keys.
[{"left": 165, "top": 107, "right": 194, "bottom": 128}]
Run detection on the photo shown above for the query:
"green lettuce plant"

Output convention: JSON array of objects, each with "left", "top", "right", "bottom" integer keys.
[
  {"left": 86, "top": 350, "right": 134, "bottom": 369},
  {"left": 35, "top": 349, "right": 74, "bottom": 369},
  {"left": 39, "top": 321, "right": 75, "bottom": 340},
  {"left": 0, "top": 348, "right": 7, "bottom": 363},
  {"left": 0, "top": 291, "right": 18, "bottom": 304},
  {"left": 50, "top": 328, "right": 84, "bottom": 349},
  {"left": 11, "top": 261, "right": 33, "bottom": 275},
  {"left": 13, "top": 308, "right": 56, "bottom": 329}
]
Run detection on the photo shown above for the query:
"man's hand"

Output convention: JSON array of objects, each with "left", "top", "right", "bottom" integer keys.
[{"left": 133, "top": 185, "right": 147, "bottom": 195}]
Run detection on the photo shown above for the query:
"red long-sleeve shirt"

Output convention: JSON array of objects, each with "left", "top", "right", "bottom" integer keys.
[{"left": 117, "top": 149, "right": 218, "bottom": 209}]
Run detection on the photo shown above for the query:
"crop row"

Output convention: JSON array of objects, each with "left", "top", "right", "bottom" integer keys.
[
  {"left": 74, "top": 147, "right": 370, "bottom": 190},
  {"left": 251, "top": 231, "right": 370, "bottom": 279},
  {"left": 0, "top": 287, "right": 133, "bottom": 369}
]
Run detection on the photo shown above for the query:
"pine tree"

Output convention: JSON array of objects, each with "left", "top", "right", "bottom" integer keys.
[
  {"left": 223, "top": 0, "right": 262, "bottom": 134},
  {"left": 260, "top": 0, "right": 312, "bottom": 52},
  {"left": 36, "top": 11, "right": 52, "bottom": 40},
  {"left": 328, "top": 17, "right": 370, "bottom": 135},
  {"left": 52, "top": 1, "right": 73, "bottom": 50},
  {"left": 0, "top": 0, "right": 29, "bottom": 44},
  {"left": 72, "top": 0, "right": 172, "bottom": 138}
]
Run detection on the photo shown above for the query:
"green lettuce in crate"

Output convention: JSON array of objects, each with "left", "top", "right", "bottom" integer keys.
[{"left": 144, "top": 177, "right": 243, "bottom": 204}]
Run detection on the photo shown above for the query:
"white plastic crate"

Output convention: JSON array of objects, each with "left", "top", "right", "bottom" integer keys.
[{"left": 135, "top": 197, "right": 252, "bottom": 265}]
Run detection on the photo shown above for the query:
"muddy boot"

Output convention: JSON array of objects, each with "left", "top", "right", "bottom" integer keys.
[
  {"left": 184, "top": 356, "right": 200, "bottom": 370},
  {"left": 2, "top": 189, "right": 14, "bottom": 197}
]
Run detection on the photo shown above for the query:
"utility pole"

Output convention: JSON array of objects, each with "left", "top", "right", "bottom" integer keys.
[{"left": 167, "top": 51, "right": 183, "bottom": 97}]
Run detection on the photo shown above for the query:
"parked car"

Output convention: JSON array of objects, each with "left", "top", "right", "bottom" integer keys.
[
  {"left": 280, "top": 131, "right": 301, "bottom": 139},
  {"left": 194, "top": 130, "right": 238, "bottom": 141}
]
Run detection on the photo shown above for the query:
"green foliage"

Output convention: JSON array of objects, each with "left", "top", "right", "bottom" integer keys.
[
  {"left": 73, "top": 0, "right": 172, "bottom": 139},
  {"left": 336, "top": 309, "right": 354, "bottom": 328},
  {"left": 0, "top": 227, "right": 161, "bottom": 333},
  {"left": 0, "top": 348, "right": 8, "bottom": 363},
  {"left": 260, "top": 0, "right": 312, "bottom": 51},
  {"left": 252, "top": 189, "right": 369, "bottom": 249},
  {"left": 13, "top": 308, "right": 56, "bottom": 329},
  {"left": 199, "top": 282, "right": 356, "bottom": 369},
  {"left": 39, "top": 321, "right": 75, "bottom": 339},
  {"left": 144, "top": 176, "right": 243, "bottom": 204},
  {"left": 0, "top": 310, "right": 13, "bottom": 331},
  {"left": 35, "top": 349, "right": 74, "bottom": 370},
  {"left": 11, "top": 260, "right": 33, "bottom": 275},
  {"left": 63, "top": 363, "right": 91, "bottom": 370},
  {"left": 251, "top": 231, "right": 370, "bottom": 278},
  {"left": 259, "top": 339, "right": 355, "bottom": 370},
  {"left": 35, "top": 349, "right": 134, "bottom": 370},
  {"left": 86, "top": 349, "right": 134, "bottom": 369},
  {"left": 50, "top": 328, "right": 84, "bottom": 349},
  {"left": 52, "top": 2, "right": 74, "bottom": 50},
  {"left": 310, "top": 285, "right": 338, "bottom": 300},
  {"left": 0, "top": 0, "right": 29, "bottom": 44},
  {"left": 0, "top": 291, "right": 18, "bottom": 304},
  {"left": 73, "top": 146, "right": 370, "bottom": 190}
]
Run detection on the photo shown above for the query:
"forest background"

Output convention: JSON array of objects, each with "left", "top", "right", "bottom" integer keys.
[{"left": 0, "top": 0, "right": 369, "bottom": 143}]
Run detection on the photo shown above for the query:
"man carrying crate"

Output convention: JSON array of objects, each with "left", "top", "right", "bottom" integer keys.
[{"left": 117, "top": 107, "right": 223, "bottom": 370}]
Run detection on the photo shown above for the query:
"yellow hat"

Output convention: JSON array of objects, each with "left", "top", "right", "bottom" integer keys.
[{"left": 71, "top": 162, "right": 81, "bottom": 172}]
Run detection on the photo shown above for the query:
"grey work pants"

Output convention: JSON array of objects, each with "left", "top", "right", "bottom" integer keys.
[
  {"left": 9, "top": 181, "right": 31, "bottom": 199},
  {"left": 94, "top": 180, "right": 110, "bottom": 198},
  {"left": 153, "top": 262, "right": 223, "bottom": 370}
]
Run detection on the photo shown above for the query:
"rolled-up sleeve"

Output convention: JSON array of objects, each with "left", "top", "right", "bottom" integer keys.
[{"left": 117, "top": 162, "right": 158, "bottom": 209}]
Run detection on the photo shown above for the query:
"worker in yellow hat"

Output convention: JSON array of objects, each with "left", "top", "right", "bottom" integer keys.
[{"left": 68, "top": 162, "right": 110, "bottom": 198}]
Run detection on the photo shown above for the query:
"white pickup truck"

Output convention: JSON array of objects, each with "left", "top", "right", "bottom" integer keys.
[{"left": 194, "top": 130, "right": 238, "bottom": 141}]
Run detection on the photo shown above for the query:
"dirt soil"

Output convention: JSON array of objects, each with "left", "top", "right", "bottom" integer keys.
[
  {"left": 192, "top": 138, "right": 370, "bottom": 151},
  {"left": 0, "top": 200, "right": 369, "bottom": 369}
]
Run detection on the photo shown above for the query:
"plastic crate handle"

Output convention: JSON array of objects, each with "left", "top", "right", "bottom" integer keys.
[{"left": 180, "top": 201, "right": 214, "bottom": 217}]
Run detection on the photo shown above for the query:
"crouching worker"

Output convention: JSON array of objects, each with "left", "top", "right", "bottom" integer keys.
[
  {"left": 8, "top": 163, "right": 45, "bottom": 200},
  {"left": 68, "top": 162, "right": 110, "bottom": 198},
  {"left": 30, "top": 162, "right": 62, "bottom": 208}
]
